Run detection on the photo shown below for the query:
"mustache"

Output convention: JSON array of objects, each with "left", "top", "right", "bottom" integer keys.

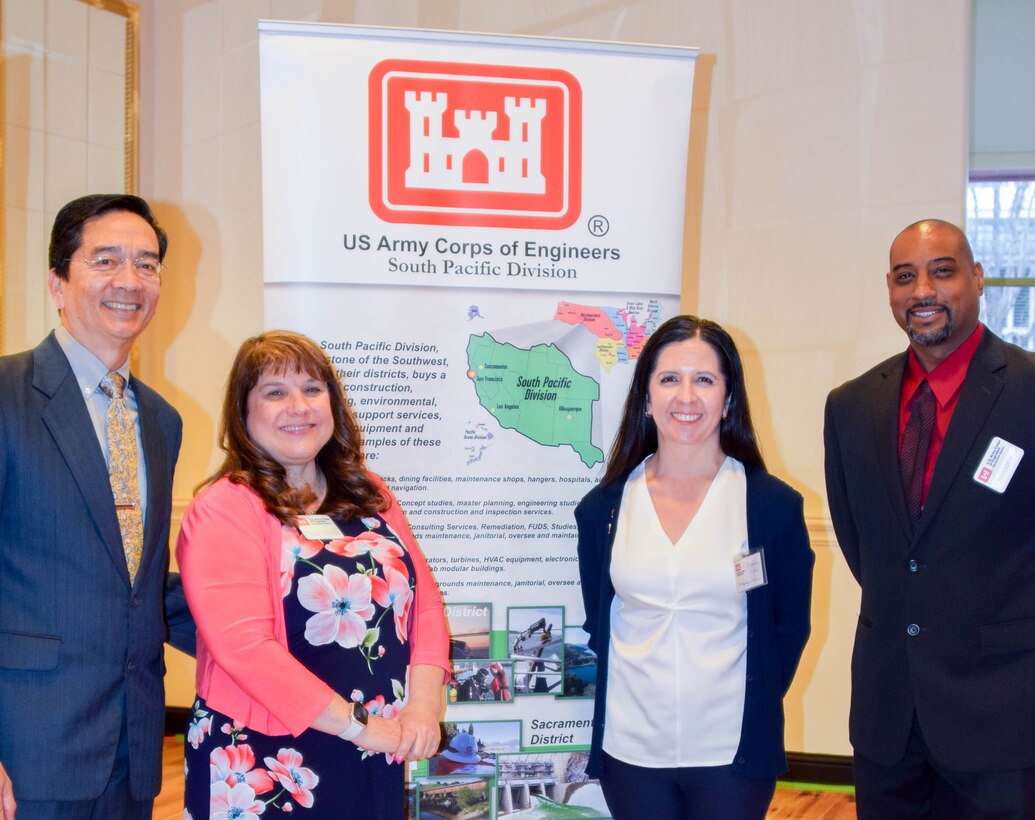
[{"left": 906, "top": 300, "right": 945, "bottom": 316}]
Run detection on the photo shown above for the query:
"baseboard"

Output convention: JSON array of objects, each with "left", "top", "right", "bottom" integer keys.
[
  {"left": 165, "top": 708, "right": 854, "bottom": 787},
  {"left": 782, "top": 751, "right": 854, "bottom": 786},
  {"left": 166, "top": 706, "right": 190, "bottom": 736}
]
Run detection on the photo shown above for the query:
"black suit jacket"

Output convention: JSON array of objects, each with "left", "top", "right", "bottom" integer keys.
[
  {"left": 824, "top": 329, "right": 1035, "bottom": 771},
  {"left": 0, "top": 332, "right": 195, "bottom": 801}
]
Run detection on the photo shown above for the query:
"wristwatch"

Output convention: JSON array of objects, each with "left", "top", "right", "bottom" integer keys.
[{"left": 337, "top": 701, "right": 369, "bottom": 742}]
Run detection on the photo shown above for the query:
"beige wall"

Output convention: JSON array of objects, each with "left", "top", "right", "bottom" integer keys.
[
  {"left": 7, "top": 0, "right": 973, "bottom": 755},
  {"left": 1, "top": 0, "right": 135, "bottom": 351}
]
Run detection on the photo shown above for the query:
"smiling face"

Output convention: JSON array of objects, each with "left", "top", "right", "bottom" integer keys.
[
  {"left": 246, "top": 368, "right": 334, "bottom": 484},
  {"left": 646, "top": 336, "right": 728, "bottom": 458},
  {"left": 887, "top": 221, "right": 984, "bottom": 370},
  {"left": 47, "top": 210, "right": 162, "bottom": 369}
]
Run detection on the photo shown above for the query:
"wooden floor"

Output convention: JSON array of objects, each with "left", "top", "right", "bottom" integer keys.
[
  {"left": 155, "top": 738, "right": 187, "bottom": 820},
  {"left": 765, "top": 787, "right": 857, "bottom": 819},
  {"left": 154, "top": 737, "right": 857, "bottom": 818}
]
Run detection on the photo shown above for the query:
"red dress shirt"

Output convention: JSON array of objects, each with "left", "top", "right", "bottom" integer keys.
[{"left": 897, "top": 323, "right": 985, "bottom": 506}]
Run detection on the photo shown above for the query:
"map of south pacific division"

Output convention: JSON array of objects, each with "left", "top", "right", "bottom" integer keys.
[{"left": 466, "top": 332, "right": 604, "bottom": 468}]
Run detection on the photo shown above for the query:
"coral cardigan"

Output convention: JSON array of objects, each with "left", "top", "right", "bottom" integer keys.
[{"left": 176, "top": 474, "right": 449, "bottom": 737}]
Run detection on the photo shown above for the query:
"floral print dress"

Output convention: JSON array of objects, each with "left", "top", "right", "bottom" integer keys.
[{"left": 184, "top": 514, "right": 416, "bottom": 820}]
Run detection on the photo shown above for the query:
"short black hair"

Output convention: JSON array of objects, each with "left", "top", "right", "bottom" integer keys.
[{"left": 49, "top": 194, "right": 168, "bottom": 280}]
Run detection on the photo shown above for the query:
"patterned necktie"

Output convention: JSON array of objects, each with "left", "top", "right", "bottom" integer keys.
[
  {"left": 99, "top": 371, "right": 143, "bottom": 581},
  {"left": 899, "top": 379, "right": 936, "bottom": 527}
]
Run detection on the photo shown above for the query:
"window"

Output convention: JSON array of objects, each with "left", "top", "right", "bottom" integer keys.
[
  {"left": 966, "top": 176, "right": 1035, "bottom": 351},
  {"left": 1006, "top": 287, "right": 1032, "bottom": 334}
]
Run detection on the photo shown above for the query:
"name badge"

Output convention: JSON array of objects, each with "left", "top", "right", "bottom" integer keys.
[
  {"left": 734, "top": 547, "right": 767, "bottom": 593},
  {"left": 297, "top": 514, "right": 344, "bottom": 541},
  {"left": 973, "top": 436, "right": 1024, "bottom": 494}
]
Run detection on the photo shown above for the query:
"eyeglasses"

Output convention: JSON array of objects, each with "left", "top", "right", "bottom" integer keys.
[{"left": 76, "top": 254, "right": 164, "bottom": 279}]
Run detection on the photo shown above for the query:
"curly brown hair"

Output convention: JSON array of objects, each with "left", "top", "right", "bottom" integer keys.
[{"left": 199, "top": 330, "right": 388, "bottom": 524}]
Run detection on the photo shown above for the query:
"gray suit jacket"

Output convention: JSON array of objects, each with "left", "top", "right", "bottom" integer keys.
[
  {"left": 824, "top": 329, "right": 1035, "bottom": 772},
  {"left": 0, "top": 332, "right": 194, "bottom": 801}
]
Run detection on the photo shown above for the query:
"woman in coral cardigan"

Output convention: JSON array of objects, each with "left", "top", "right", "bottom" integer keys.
[{"left": 177, "top": 331, "right": 449, "bottom": 820}]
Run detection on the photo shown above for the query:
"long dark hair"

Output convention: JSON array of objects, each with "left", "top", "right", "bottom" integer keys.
[
  {"left": 199, "top": 330, "right": 388, "bottom": 523},
  {"left": 601, "top": 315, "right": 765, "bottom": 487}
]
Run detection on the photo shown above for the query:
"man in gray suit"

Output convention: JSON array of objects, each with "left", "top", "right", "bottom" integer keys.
[
  {"left": 0, "top": 195, "right": 194, "bottom": 819},
  {"left": 825, "top": 219, "right": 1035, "bottom": 818}
]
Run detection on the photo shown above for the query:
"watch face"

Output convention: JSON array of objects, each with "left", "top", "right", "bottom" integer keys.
[{"left": 353, "top": 701, "right": 369, "bottom": 725}]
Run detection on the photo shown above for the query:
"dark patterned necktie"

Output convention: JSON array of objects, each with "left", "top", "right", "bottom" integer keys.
[
  {"left": 899, "top": 380, "right": 935, "bottom": 527},
  {"left": 99, "top": 371, "right": 143, "bottom": 581}
]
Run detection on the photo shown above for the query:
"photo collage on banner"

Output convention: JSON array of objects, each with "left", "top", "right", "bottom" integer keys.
[{"left": 259, "top": 22, "right": 696, "bottom": 818}]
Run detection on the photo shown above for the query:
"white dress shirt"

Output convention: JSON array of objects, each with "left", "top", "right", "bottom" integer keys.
[{"left": 603, "top": 455, "right": 748, "bottom": 767}]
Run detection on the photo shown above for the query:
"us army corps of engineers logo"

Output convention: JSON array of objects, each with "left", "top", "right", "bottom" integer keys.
[{"left": 368, "top": 59, "right": 582, "bottom": 229}]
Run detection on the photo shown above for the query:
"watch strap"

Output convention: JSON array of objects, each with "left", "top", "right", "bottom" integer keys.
[{"left": 337, "top": 704, "right": 366, "bottom": 741}]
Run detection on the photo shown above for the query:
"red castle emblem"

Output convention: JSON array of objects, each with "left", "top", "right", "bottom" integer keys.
[{"left": 369, "top": 59, "right": 582, "bottom": 228}]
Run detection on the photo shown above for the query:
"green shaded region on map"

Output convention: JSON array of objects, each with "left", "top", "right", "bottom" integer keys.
[{"left": 466, "top": 332, "right": 603, "bottom": 468}]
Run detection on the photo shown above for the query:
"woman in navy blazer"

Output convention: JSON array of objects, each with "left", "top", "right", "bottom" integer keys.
[{"left": 575, "top": 316, "right": 813, "bottom": 819}]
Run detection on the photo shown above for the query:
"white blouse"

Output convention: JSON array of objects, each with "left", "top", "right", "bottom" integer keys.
[{"left": 602, "top": 456, "right": 749, "bottom": 768}]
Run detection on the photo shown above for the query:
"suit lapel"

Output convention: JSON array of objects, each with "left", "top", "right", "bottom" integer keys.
[
  {"left": 871, "top": 355, "right": 914, "bottom": 540},
  {"left": 135, "top": 384, "right": 170, "bottom": 584},
  {"left": 915, "top": 333, "right": 1006, "bottom": 541},
  {"left": 34, "top": 335, "right": 130, "bottom": 584}
]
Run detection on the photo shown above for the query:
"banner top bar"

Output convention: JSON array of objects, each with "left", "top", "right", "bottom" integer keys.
[{"left": 258, "top": 20, "right": 699, "bottom": 62}]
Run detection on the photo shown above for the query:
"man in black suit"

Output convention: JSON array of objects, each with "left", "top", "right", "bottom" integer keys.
[
  {"left": 824, "top": 219, "right": 1035, "bottom": 818},
  {"left": 0, "top": 195, "right": 194, "bottom": 819}
]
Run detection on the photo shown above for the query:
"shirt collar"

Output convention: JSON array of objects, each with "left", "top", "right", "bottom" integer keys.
[
  {"left": 54, "top": 325, "right": 131, "bottom": 399},
  {"left": 902, "top": 323, "right": 984, "bottom": 408}
]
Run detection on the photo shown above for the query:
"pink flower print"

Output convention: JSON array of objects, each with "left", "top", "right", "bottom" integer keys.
[
  {"left": 221, "top": 719, "right": 248, "bottom": 740},
  {"left": 370, "top": 566, "right": 413, "bottom": 643},
  {"left": 325, "top": 531, "right": 408, "bottom": 577},
  {"left": 210, "top": 781, "right": 266, "bottom": 818},
  {"left": 363, "top": 692, "right": 401, "bottom": 720},
  {"left": 364, "top": 695, "right": 404, "bottom": 764},
  {"left": 283, "top": 804, "right": 293, "bottom": 813},
  {"left": 264, "top": 748, "right": 319, "bottom": 809},
  {"left": 280, "top": 526, "right": 323, "bottom": 597},
  {"left": 364, "top": 693, "right": 387, "bottom": 717},
  {"left": 297, "top": 565, "right": 374, "bottom": 648},
  {"left": 186, "top": 715, "right": 211, "bottom": 750},
  {"left": 183, "top": 810, "right": 193, "bottom": 820},
  {"left": 350, "top": 689, "right": 364, "bottom": 703},
  {"left": 210, "top": 743, "right": 274, "bottom": 795}
]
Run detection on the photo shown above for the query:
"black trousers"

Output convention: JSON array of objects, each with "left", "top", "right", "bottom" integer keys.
[
  {"left": 600, "top": 751, "right": 776, "bottom": 820},
  {"left": 854, "top": 713, "right": 1035, "bottom": 820}
]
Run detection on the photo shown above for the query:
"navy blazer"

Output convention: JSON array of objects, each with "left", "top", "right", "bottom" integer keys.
[
  {"left": 575, "top": 462, "right": 813, "bottom": 779},
  {"left": 824, "top": 329, "right": 1035, "bottom": 772},
  {"left": 0, "top": 332, "right": 194, "bottom": 801}
]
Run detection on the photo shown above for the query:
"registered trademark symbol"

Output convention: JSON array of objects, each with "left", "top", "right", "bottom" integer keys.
[{"left": 587, "top": 215, "right": 610, "bottom": 237}]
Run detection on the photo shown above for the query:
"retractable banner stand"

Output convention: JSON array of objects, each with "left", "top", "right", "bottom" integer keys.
[{"left": 259, "top": 22, "right": 696, "bottom": 817}]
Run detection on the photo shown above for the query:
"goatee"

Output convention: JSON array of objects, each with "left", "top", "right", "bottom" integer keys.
[{"left": 906, "top": 309, "right": 953, "bottom": 347}]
